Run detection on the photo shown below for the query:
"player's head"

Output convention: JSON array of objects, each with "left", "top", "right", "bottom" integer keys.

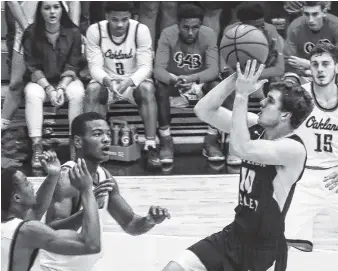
[
  {"left": 302, "top": 1, "right": 327, "bottom": 31},
  {"left": 105, "top": 2, "right": 134, "bottom": 37},
  {"left": 1, "top": 168, "right": 36, "bottom": 214},
  {"left": 71, "top": 112, "right": 111, "bottom": 162},
  {"left": 237, "top": 2, "right": 265, "bottom": 31},
  {"left": 309, "top": 43, "right": 338, "bottom": 87},
  {"left": 177, "top": 4, "right": 204, "bottom": 45},
  {"left": 258, "top": 81, "right": 314, "bottom": 129}
]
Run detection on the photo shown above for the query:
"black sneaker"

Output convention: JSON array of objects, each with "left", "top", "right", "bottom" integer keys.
[
  {"left": 143, "top": 146, "right": 161, "bottom": 169},
  {"left": 202, "top": 134, "right": 225, "bottom": 162},
  {"left": 159, "top": 136, "right": 174, "bottom": 164}
]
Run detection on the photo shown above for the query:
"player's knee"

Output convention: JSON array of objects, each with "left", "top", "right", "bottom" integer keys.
[
  {"left": 85, "top": 83, "right": 105, "bottom": 104},
  {"left": 140, "top": 2, "right": 159, "bottom": 18},
  {"left": 137, "top": 81, "right": 156, "bottom": 101},
  {"left": 162, "top": 261, "right": 185, "bottom": 271}
]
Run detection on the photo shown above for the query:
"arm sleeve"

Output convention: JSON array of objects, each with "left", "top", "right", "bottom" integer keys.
[
  {"left": 61, "top": 29, "right": 82, "bottom": 80},
  {"left": 196, "top": 29, "right": 219, "bottom": 83},
  {"left": 86, "top": 24, "right": 110, "bottom": 84},
  {"left": 130, "top": 24, "right": 153, "bottom": 87},
  {"left": 22, "top": 27, "right": 47, "bottom": 83},
  {"left": 153, "top": 30, "right": 174, "bottom": 85}
]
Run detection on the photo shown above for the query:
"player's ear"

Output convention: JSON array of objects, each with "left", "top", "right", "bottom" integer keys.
[
  {"left": 335, "top": 62, "right": 338, "bottom": 73},
  {"left": 73, "top": 135, "right": 83, "bottom": 149},
  {"left": 13, "top": 193, "right": 21, "bottom": 203},
  {"left": 281, "top": 112, "right": 292, "bottom": 122}
]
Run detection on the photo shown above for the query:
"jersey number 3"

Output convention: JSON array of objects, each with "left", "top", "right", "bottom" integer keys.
[
  {"left": 315, "top": 133, "right": 333, "bottom": 152},
  {"left": 240, "top": 167, "right": 256, "bottom": 194}
]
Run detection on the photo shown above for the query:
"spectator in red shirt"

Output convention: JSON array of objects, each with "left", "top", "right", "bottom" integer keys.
[
  {"left": 22, "top": 1, "right": 84, "bottom": 169},
  {"left": 154, "top": 4, "right": 223, "bottom": 165}
]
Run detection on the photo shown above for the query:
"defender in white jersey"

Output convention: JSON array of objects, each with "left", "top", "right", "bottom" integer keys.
[
  {"left": 84, "top": 2, "right": 161, "bottom": 170},
  {"left": 1, "top": 152, "right": 101, "bottom": 271},
  {"left": 285, "top": 43, "right": 338, "bottom": 252},
  {"left": 36, "top": 112, "right": 171, "bottom": 271}
]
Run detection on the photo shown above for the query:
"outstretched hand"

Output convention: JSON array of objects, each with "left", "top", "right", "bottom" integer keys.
[
  {"left": 235, "top": 60, "right": 267, "bottom": 96},
  {"left": 39, "top": 151, "right": 61, "bottom": 175},
  {"left": 147, "top": 205, "right": 171, "bottom": 224}
]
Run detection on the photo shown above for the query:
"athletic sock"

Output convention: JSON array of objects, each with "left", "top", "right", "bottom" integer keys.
[
  {"left": 144, "top": 138, "right": 156, "bottom": 150},
  {"left": 159, "top": 127, "right": 170, "bottom": 137}
]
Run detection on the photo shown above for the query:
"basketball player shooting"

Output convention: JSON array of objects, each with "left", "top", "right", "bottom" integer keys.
[
  {"left": 34, "top": 112, "right": 170, "bottom": 271},
  {"left": 161, "top": 60, "right": 313, "bottom": 271},
  {"left": 285, "top": 42, "right": 338, "bottom": 252},
  {"left": 1, "top": 152, "right": 102, "bottom": 270}
]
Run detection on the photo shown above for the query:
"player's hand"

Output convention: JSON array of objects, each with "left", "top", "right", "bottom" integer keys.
[
  {"left": 69, "top": 158, "right": 93, "bottom": 192},
  {"left": 176, "top": 74, "right": 198, "bottom": 85},
  {"left": 38, "top": 151, "right": 61, "bottom": 176},
  {"left": 288, "top": 56, "right": 310, "bottom": 70},
  {"left": 323, "top": 171, "right": 338, "bottom": 193},
  {"left": 48, "top": 88, "right": 59, "bottom": 107},
  {"left": 55, "top": 88, "right": 65, "bottom": 107},
  {"left": 93, "top": 179, "right": 116, "bottom": 208},
  {"left": 236, "top": 60, "right": 266, "bottom": 96},
  {"left": 147, "top": 206, "right": 171, "bottom": 224},
  {"left": 116, "top": 78, "right": 134, "bottom": 95}
]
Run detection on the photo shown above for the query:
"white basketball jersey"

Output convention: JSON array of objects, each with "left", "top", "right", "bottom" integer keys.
[
  {"left": 296, "top": 83, "right": 338, "bottom": 168},
  {"left": 1, "top": 218, "right": 24, "bottom": 271},
  {"left": 37, "top": 161, "right": 110, "bottom": 271},
  {"left": 98, "top": 19, "right": 140, "bottom": 80}
]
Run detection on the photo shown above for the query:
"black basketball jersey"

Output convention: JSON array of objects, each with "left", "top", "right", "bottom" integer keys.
[{"left": 234, "top": 125, "right": 306, "bottom": 239}]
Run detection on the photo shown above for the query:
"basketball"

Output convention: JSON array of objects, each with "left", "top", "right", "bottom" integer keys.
[{"left": 220, "top": 24, "right": 269, "bottom": 70}]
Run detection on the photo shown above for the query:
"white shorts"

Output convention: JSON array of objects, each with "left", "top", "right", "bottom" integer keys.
[
  {"left": 285, "top": 166, "right": 338, "bottom": 251},
  {"left": 90, "top": 78, "right": 153, "bottom": 106},
  {"left": 174, "top": 250, "right": 207, "bottom": 271}
]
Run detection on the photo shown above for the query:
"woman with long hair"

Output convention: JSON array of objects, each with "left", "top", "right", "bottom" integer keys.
[{"left": 22, "top": 1, "right": 84, "bottom": 168}]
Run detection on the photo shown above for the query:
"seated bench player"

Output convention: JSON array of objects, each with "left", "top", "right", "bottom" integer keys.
[
  {"left": 84, "top": 2, "right": 160, "bottom": 169},
  {"left": 154, "top": 4, "right": 222, "bottom": 164}
]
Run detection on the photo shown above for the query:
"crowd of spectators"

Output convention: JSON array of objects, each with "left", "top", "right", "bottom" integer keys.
[{"left": 2, "top": 1, "right": 338, "bottom": 171}]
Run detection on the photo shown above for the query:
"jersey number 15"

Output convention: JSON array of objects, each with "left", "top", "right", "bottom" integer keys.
[{"left": 314, "top": 133, "right": 333, "bottom": 153}]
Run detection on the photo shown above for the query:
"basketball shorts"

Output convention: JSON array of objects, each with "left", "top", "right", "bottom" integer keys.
[
  {"left": 285, "top": 166, "right": 338, "bottom": 251},
  {"left": 175, "top": 222, "right": 287, "bottom": 271},
  {"left": 90, "top": 78, "right": 153, "bottom": 106}
]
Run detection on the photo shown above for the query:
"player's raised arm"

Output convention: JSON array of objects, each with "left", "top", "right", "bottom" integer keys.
[
  {"left": 106, "top": 175, "right": 170, "bottom": 235},
  {"left": 230, "top": 60, "right": 311, "bottom": 166},
  {"left": 19, "top": 159, "right": 101, "bottom": 255},
  {"left": 194, "top": 73, "right": 260, "bottom": 134}
]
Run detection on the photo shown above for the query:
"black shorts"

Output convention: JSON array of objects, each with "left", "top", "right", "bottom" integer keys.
[{"left": 188, "top": 222, "right": 287, "bottom": 271}]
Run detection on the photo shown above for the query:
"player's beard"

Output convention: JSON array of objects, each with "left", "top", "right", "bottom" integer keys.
[{"left": 314, "top": 72, "right": 336, "bottom": 87}]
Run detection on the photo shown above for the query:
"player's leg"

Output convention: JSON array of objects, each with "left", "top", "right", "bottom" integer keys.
[
  {"left": 155, "top": 81, "right": 174, "bottom": 164},
  {"left": 162, "top": 250, "right": 208, "bottom": 271},
  {"left": 24, "top": 83, "right": 47, "bottom": 168},
  {"left": 201, "top": 81, "right": 225, "bottom": 162},
  {"left": 133, "top": 81, "right": 161, "bottom": 168},
  {"left": 84, "top": 81, "right": 108, "bottom": 117},
  {"left": 160, "top": 2, "right": 178, "bottom": 31},
  {"left": 64, "top": 79, "right": 85, "bottom": 160},
  {"left": 1, "top": 49, "right": 26, "bottom": 130},
  {"left": 139, "top": 2, "right": 160, "bottom": 48}
]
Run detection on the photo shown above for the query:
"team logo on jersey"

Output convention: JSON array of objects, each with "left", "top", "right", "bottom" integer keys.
[
  {"left": 174, "top": 52, "right": 202, "bottom": 70},
  {"left": 304, "top": 39, "right": 333, "bottom": 55},
  {"left": 104, "top": 48, "right": 133, "bottom": 60},
  {"left": 306, "top": 116, "right": 338, "bottom": 131}
]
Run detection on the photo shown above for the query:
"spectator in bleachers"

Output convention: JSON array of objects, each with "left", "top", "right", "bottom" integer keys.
[
  {"left": 154, "top": 4, "right": 223, "bottom": 164},
  {"left": 84, "top": 2, "right": 161, "bottom": 170},
  {"left": 284, "top": 1, "right": 338, "bottom": 81},
  {"left": 1, "top": 1, "right": 80, "bottom": 131},
  {"left": 139, "top": 1, "right": 178, "bottom": 49},
  {"left": 22, "top": 1, "right": 84, "bottom": 169}
]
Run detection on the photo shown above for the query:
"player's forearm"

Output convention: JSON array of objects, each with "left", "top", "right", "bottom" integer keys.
[
  {"left": 27, "top": 173, "right": 60, "bottom": 220},
  {"left": 79, "top": 190, "right": 100, "bottom": 249},
  {"left": 48, "top": 210, "right": 84, "bottom": 230},
  {"left": 260, "top": 65, "right": 284, "bottom": 79},
  {"left": 230, "top": 93, "right": 251, "bottom": 157},
  {"left": 153, "top": 67, "right": 174, "bottom": 85},
  {"left": 88, "top": 64, "right": 110, "bottom": 85},
  {"left": 7, "top": 2, "right": 29, "bottom": 29},
  {"left": 124, "top": 214, "right": 156, "bottom": 236},
  {"left": 195, "top": 72, "right": 236, "bottom": 117}
]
